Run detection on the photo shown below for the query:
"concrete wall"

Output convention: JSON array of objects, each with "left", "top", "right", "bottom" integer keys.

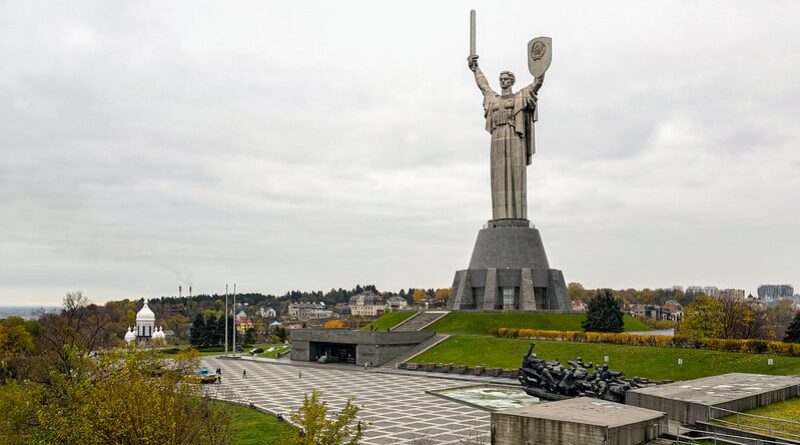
[
  {"left": 289, "top": 329, "right": 435, "bottom": 366},
  {"left": 626, "top": 385, "right": 800, "bottom": 424},
  {"left": 491, "top": 415, "right": 665, "bottom": 445}
]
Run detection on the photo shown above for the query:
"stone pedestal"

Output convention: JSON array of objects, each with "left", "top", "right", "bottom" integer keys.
[
  {"left": 491, "top": 398, "right": 667, "bottom": 445},
  {"left": 449, "top": 221, "right": 569, "bottom": 311}
]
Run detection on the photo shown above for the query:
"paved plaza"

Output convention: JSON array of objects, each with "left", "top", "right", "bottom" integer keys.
[{"left": 202, "top": 357, "right": 491, "bottom": 445}]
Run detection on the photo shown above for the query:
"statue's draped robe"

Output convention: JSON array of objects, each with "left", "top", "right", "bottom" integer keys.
[{"left": 475, "top": 69, "right": 539, "bottom": 221}]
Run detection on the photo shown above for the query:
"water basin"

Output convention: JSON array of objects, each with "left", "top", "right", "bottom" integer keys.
[{"left": 428, "top": 384, "right": 540, "bottom": 412}]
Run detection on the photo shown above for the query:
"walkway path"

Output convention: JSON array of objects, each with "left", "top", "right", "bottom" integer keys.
[{"left": 203, "top": 356, "right": 491, "bottom": 445}]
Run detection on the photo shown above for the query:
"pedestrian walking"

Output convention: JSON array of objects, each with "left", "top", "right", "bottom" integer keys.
[
  {"left": 242, "top": 369, "right": 246, "bottom": 379},
  {"left": 298, "top": 369, "right": 302, "bottom": 379}
]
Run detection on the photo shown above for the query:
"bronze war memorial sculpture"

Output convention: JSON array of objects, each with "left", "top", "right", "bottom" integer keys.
[
  {"left": 518, "top": 342, "right": 654, "bottom": 403},
  {"left": 449, "top": 11, "right": 569, "bottom": 311}
]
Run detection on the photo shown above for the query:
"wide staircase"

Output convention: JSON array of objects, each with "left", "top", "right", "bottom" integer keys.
[
  {"left": 381, "top": 333, "right": 450, "bottom": 369},
  {"left": 391, "top": 310, "right": 449, "bottom": 332}
]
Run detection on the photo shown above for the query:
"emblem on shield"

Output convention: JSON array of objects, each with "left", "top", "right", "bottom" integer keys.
[{"left": 527, "top": 37, "right": 552, "bottom": 77}]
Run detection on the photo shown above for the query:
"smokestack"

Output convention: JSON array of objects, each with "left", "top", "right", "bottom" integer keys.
[
  {"left": 189, "top": 286, "right": 192, "bottom": 298},
  {"left": 179, "top": 285, "right": 182, "bottom": 299}
]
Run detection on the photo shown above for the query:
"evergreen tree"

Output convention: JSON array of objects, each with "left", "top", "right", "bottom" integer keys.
[
  {"left": 582, "top": 290, "right": 624, "bottom": 333},
  {"left": 189, "top": 314, "right": 206, "bottom": 347},
  {"left": 784, "top": 311, "right": 800, "bottom": 343},
  {"left": 205, "top": 314, "right": 219, "bottom": 346}
]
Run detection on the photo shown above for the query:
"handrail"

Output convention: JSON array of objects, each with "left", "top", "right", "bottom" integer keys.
[
  {"left": 707, "top": 405, "right": 800, "bottom": 440},
  {"left": 674, "top": 424, "right": 799, "bottom": 445}
]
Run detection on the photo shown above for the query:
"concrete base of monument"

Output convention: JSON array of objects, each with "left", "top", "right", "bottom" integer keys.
[
  {"left": 491, "top": 397, "right": 667, "bottom": 445},
  {"left": 448, "top": 222, "right": 570, "bottom": 311}
]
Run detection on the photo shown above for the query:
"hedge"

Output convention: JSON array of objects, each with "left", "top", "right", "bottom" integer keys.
[{"left": 491, "top": 328, "right": 800, "bottom": 357}]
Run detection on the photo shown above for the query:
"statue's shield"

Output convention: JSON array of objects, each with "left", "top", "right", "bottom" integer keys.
[{"left": 527, "top": 37, "right": 552, "bottom": 77}]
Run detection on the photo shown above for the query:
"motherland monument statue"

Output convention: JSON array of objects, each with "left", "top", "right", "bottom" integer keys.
[{"left": 449, "top": 11, "right": 569, "bottom": 311}]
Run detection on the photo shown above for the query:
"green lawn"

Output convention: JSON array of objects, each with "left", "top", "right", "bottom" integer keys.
[
  {"left": 361, "top": 310, "right": 417, "bottom": 331},
  {"left": 423, "top": 312, "right": 651, "bottom": 335},
  {"left": 160, "top": 347, "right": 231, "bottom": 358},
  {"left": 218, "top": 402, "right": 295, "bottom": 445},
  {"left": 409, "top": 336, "right": 800, "bottom": 381},
  {"left": 715, "top": 397, "right": 800, "bottom": 440},
  {"left": 256, "top": 345, "right": 291, "bottom": 359}
]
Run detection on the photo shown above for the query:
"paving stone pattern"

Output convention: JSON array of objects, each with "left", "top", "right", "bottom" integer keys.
[{"left": 202, "top": 357, "right": 490, "bottom": 445}]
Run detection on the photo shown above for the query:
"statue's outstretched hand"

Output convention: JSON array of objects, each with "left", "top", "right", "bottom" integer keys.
[{"left": 467, "top": 55, "right": 479, "bottom": 71}]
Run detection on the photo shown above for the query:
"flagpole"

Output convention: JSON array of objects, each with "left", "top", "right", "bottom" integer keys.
[
  {"left": 232, "top": 283, "right": 237, "bottom": 357},
  {"left": 225, "top": 284, "right": 229, "bottom": 356}
]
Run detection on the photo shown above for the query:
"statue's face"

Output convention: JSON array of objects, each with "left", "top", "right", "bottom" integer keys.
[{"left": 499, "top": 73, "right": 515, "bottom": 89}]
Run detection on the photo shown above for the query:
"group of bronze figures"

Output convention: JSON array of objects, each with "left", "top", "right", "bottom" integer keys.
[{"left": 518, "top": 343, "right": 653, "bottom": 403}]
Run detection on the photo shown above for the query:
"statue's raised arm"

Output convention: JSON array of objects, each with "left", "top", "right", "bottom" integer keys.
[{"left": 467, "top": 55, "right": 496, "bottom": 96}]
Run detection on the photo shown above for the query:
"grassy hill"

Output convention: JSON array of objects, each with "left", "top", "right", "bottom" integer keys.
[
  {"left": 423, "top": 312, "right": 651, "bottom": 335},
  {"left": 361, "top": 310, "right": 416, "bottom": 331},
  {"left": 409, "top": 336, "right": 800, "bottom": 381}
]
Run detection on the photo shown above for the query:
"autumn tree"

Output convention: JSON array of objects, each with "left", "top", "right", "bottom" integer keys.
[
  {"left": 412, "top": 289, "right": 428, "bottom": 303},
  {"left": 434, "top": 289, "right": 450, "bottom": 301},
  {"left": 289, "top": 390, "right": 365, "bottom": 445},
  {"left": 0, "top": 346, "right": 232, "bottom": 445},
  {"left": 35, "top": 291, "right": 121, "bottom": 379},
  {"left": 0, "top": 317, "right": 35, "bottom": 357},
  {"left": 581, "top": 290, "right": 624, "bottom": 333},
  {"left": 678, "top": 296, "right": 724, "bottom": 339},
  {"left": 567, "top": 282, "right": 586, "bottom": 302},
  {"left": 766, "top": 299, "right": 796, "bottom": 340}
]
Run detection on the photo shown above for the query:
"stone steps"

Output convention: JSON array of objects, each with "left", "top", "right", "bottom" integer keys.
[
  {"left": 391, "top": 310, "right": 449, "bottom": 332},
  {"left": 381, "top": 333, "right": 450, "bottom": 369}
]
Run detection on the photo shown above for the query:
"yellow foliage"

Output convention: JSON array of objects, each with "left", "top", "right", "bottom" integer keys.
[
  {"left": 434, "top": 289, "right": 450, "bottom": 300},
  {"left": 323, "top": 320, "right": 347, "bottom": 329},
  {"left": 492, "top": 327, "right": 800, "bottom": 357},
  {"left": 412, "top": 289, "right": 429, "bottom": 302}
]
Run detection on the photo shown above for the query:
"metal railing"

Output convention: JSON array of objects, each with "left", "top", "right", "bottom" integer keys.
[
  {"left": 673, "top": 425, "right": 797, "bottom": 445},
  {"left": 706, "top": 405, "right": 800, "bottom": 441}
]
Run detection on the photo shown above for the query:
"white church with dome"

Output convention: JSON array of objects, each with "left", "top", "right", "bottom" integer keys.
[{"left": 124, "top": 300, "right": 166, "bottom": 344}]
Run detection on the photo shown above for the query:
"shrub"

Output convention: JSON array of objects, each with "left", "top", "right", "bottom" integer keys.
[{"left": 492, "top": 328, "right": 800, "bottom": 357}]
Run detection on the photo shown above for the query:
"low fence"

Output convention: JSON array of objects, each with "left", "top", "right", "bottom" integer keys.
[
  {"left": 706, "top": 406, "right": 800, "bottom": 442},
  {"left": 674, "top": 424, "right": 800, "bottom": 445}
]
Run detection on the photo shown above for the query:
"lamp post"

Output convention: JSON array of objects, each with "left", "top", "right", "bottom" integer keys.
[
  {"left": 225, "top": 284, "right": 229, "bottom": 356},
  {"left": 232, "top": 283, "right": 237, "bottom": 357}
]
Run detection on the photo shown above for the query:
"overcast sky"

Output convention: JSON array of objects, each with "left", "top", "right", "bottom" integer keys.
[{"left": 1, "top": 1, "right": 799, "bottom": 306}]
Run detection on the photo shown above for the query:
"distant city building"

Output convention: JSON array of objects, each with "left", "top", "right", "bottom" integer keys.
[
  {"left": 236, "top": 316, "right": 254, "bottom": 334},
  {"left": 571, "top": 300, "right": 587, "bottom": 312},
  {"left": 160, "top": 303, "right": 185, "bottom": 318},
  {"left": 348, "top": 292, "right": 387, "bottom": 317},
  {"left": 718, "top": 289, "right": 746, "bottom": 301},
  {"left": 758, "top": 285, "right": 794, "bottom": 302},
  {"left": 288, "top": 302, "right": 333, "bottom": 320},
  {"left": 628, "top": 304, "right": 663, "bottom": 320},
  {"left": 386, "top": 295, "right": 409, "bottom": 310},
  {"left": 686, "top": 286, "right": 720, "bottom": 298},
  {"left": 662, "top": 299, "right": 683, "bottom": 321},
  {"left": 259, "top": 307, "right": 277, "bottom": 318}
]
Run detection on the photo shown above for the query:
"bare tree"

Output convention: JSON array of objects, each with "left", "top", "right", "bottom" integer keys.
[{"left": 34, "top": 291, "right": 119, "bottom": 380}]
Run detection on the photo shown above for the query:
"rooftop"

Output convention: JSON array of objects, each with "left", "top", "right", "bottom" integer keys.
[{"left": 627, "top": 373, "right": 800, "bottom": 406}]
